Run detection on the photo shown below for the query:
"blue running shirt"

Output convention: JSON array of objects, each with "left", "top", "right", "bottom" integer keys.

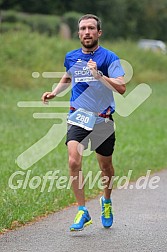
[{"left": 64, "top": 46, "right": 124, "bottom": 123}]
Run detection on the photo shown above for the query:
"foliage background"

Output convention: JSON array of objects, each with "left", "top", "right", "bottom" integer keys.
[{"left": 1, "top": 0, "right": 167, "bottom": 40}]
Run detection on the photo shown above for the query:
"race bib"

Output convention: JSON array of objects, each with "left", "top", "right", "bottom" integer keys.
[{"left": 67, "top": 108, "right": 97, "bottom": 131}]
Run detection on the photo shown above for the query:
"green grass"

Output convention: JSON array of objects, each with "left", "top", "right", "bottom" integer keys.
[{"left": 0, "top": 31, "right": 167, "bottom": 232}]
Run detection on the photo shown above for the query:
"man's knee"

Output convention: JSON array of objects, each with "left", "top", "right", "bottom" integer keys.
[
  {"left": 97, "top": 155, "right": 113, "bottom": 173},
  {"left": 69, "top": 156, "right": 81, "bottom": 172},
  {"left": 100, "top": 162, "right": 112, "bottom": 173}
]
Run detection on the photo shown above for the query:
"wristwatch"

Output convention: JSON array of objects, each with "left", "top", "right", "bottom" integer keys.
[
  {"left": 96, "top": 70, "right": 103, "bottom": 80},
  {"left": 97, "top": 70, "right": 103, "bottom": 77}
]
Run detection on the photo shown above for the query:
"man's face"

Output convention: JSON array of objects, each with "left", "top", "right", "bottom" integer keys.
[{"left": 78, "top": 18, "right": 102, "bottom": 49}]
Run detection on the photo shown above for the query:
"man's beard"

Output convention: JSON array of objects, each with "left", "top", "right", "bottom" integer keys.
[{"left": 81, "top": 39, "right": 98, "bottom": 49}]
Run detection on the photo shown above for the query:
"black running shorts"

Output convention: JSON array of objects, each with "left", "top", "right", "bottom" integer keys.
[{"left": 66, "top": 120, "right": 116, "bottom": 156}]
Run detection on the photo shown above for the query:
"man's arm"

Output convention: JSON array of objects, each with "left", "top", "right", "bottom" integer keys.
[
  {"left": 98, "top": 75, "right": 126, "bottom": 94},
  {"left": 87, "top": 59, "right": 126, "bottom": 95},
  {"left": 41, "top": 74, "right": 71, "bottom": 103}
]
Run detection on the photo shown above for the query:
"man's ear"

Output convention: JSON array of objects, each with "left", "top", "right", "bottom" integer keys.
[{"left": 98, "top": 30, "right": 102, "bottom": 37}]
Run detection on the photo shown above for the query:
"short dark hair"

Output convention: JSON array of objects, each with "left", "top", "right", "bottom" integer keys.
[{"left": 78, "top": 14, "right": 102, "bottom": 31}]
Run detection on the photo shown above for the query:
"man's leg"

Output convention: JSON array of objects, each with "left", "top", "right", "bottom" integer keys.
[
  {"left": 67, "top": 140, "right": 92, "bottom": 231},
  {"left": 67, "top": 140, "right": 85, "bottom": 206},
  {"left": 97, "top": 153, "right": 114, "bottom": 228},
  {"left": 96, "top": 154, "right": 114, "bottom": 198}
]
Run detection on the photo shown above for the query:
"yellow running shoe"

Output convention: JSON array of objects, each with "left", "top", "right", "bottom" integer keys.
[
  {"left": 100, "top": 196, "right": 113, "bottom": 228},
  {"left": 70, "top": 210, "right": 92, "bottom": 231}
]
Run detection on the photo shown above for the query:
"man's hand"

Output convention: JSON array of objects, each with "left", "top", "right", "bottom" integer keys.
[
  {"left": 87, "top": 59, "right": 97, "bottom": 71},
  {"left": 41, "top": 92, "right": 55, "bottom": 104},
  {"left": 87, "top": 59, "right": 102, "bottom": 80}
]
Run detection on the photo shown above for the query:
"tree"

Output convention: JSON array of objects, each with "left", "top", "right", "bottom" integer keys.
[{"left": 1, "top": 0, "right": 167, "bottom": 40}]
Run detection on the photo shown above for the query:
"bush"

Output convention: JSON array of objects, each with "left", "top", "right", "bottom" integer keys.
[
  {"left": 1, "top": 10, "right": 61, "bottom": 36},
  {"left": 0, "top": 10, "right": 18, "bottom": 22},
  {"left": 62, "top": 11, "right": 84, "bottom": 38},
  {"left": 1, "top": 22, "right": 30, "bottom": 33}
]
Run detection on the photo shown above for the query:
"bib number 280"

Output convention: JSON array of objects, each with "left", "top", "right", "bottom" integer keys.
[
  {"left": 67, "top": 108, "right": 97, "bottom": 130},
  {"left": 76, "top": 113, "right": 90, "bottom": 124}
]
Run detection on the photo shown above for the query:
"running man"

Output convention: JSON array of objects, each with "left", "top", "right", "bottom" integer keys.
[{"left": 42, "top": 14, "right": 126, "bottom": 231}]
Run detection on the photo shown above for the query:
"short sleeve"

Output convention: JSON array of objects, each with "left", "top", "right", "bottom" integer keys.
[
  {"left": 64, "top": 54, "right": 69, "bottom": 72},
  {"left": 64, "top": 54, "right": 72, "bottom": 76},
  {"left": 108, "top": 59, "right": 125, "bottom": 78}
]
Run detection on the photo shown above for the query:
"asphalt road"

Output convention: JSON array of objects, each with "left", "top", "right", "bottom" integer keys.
[{"left": 0, "top": 169, "right": 167, "bottom": 252}]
